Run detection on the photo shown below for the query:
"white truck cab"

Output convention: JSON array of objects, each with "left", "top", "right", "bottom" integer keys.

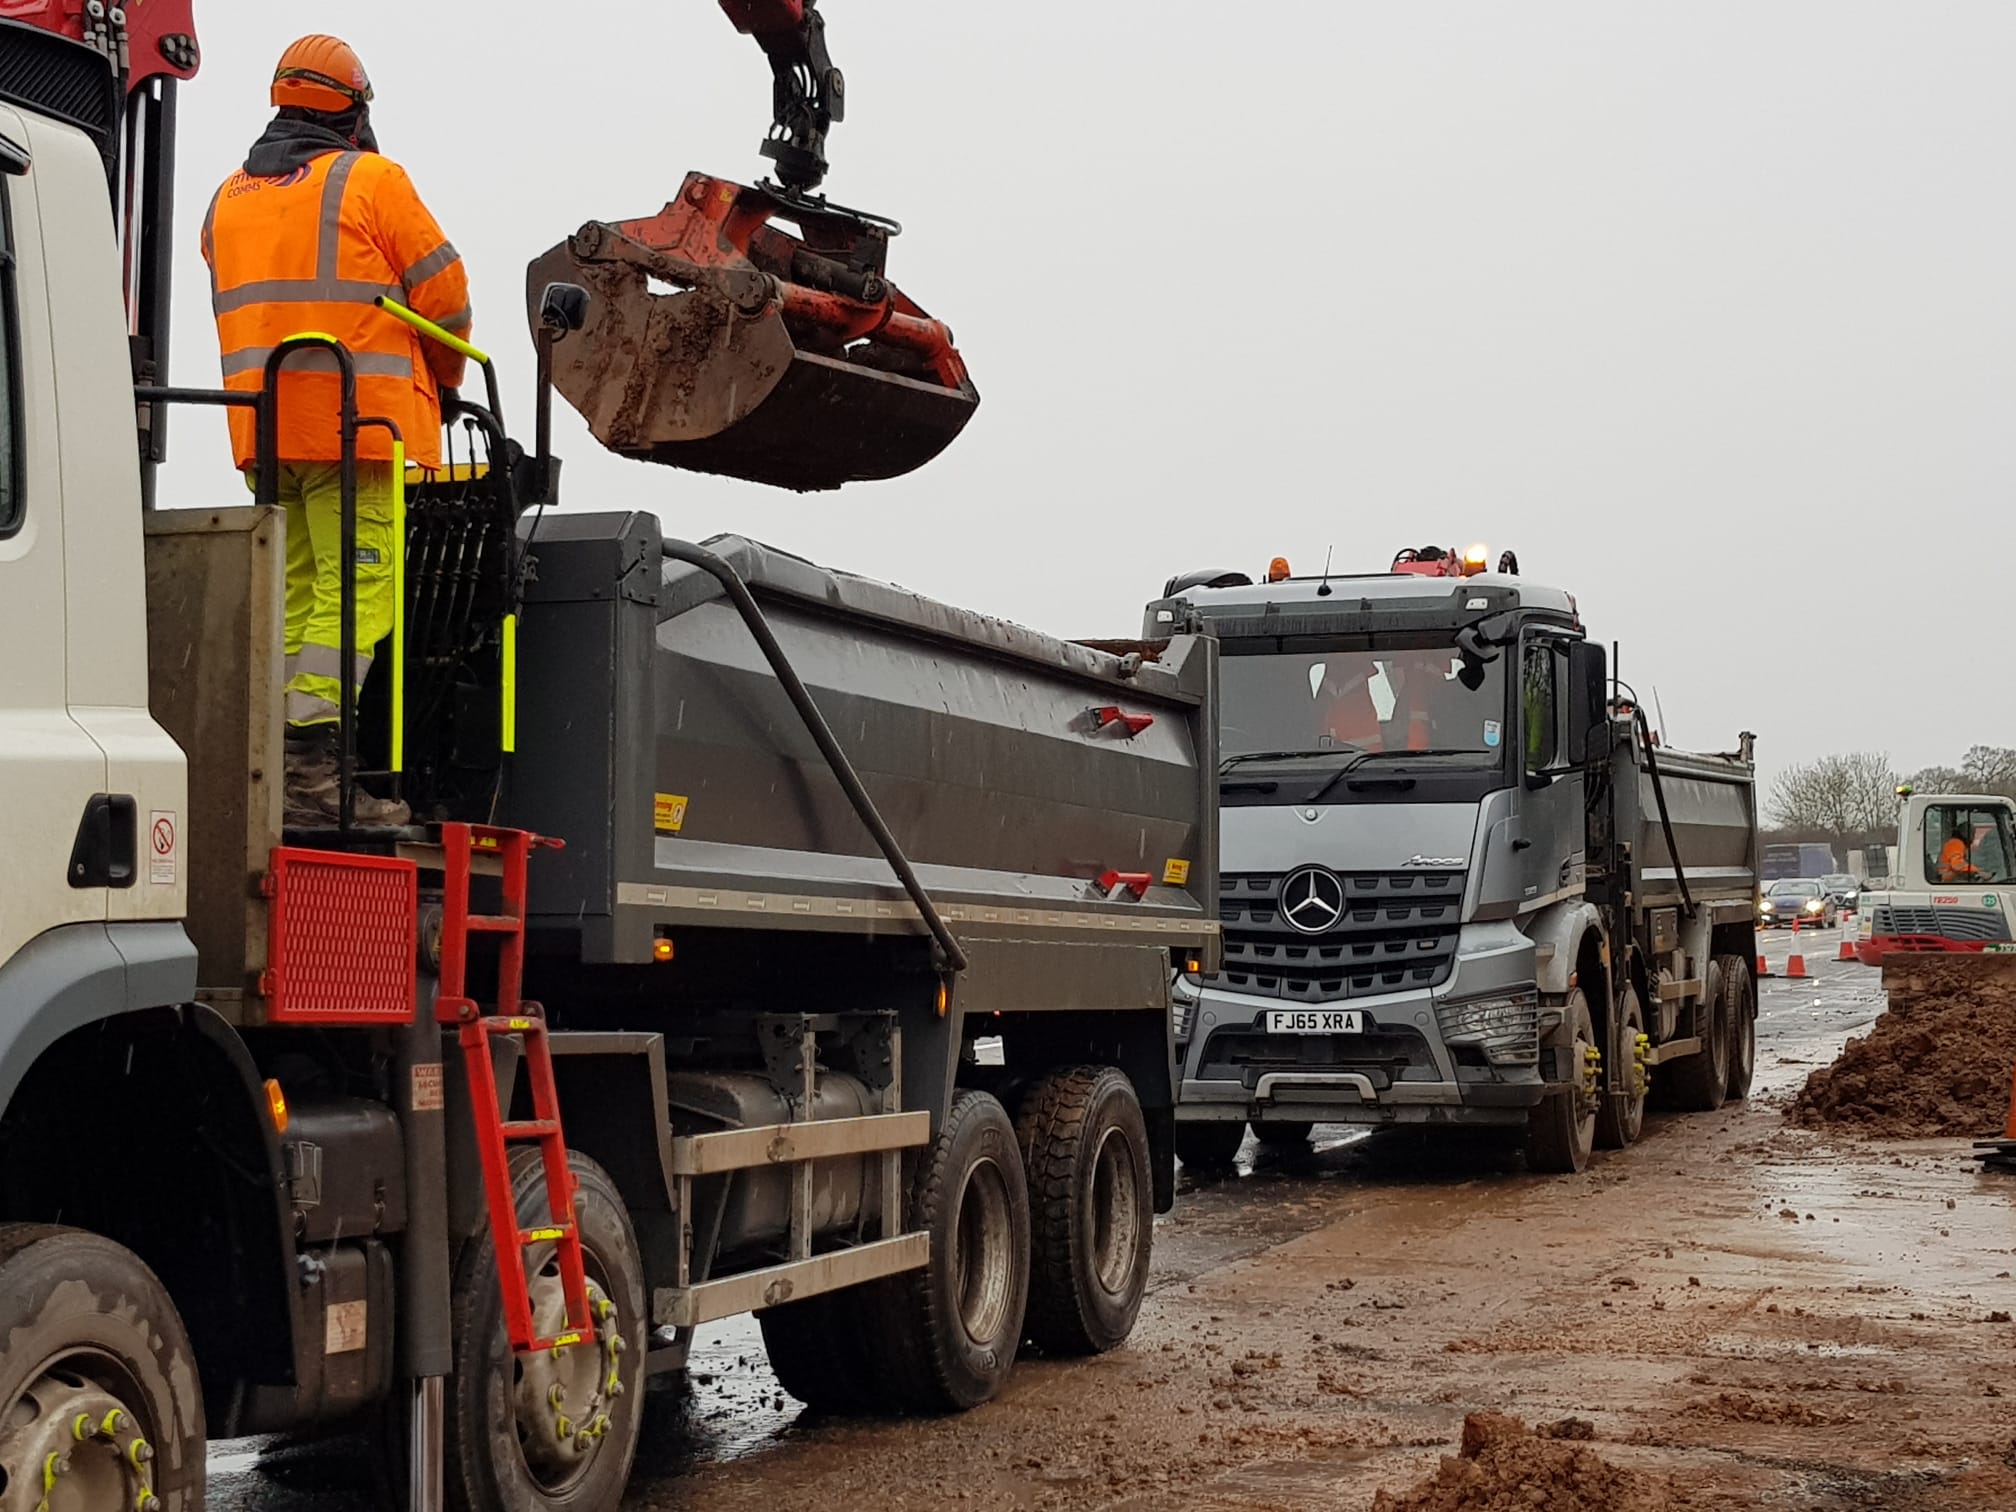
[
  {"left": 1857, "top": 791, "right": 2016, "bottom": 963},
  {"left": 0, "top": 102, "right": 192, "bottom": 1026}
]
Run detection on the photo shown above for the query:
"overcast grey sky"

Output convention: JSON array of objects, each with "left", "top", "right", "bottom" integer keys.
[{"left": 160, "top": 2, "right": 2016, "bottom": 791}]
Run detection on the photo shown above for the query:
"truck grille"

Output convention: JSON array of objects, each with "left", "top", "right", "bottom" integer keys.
[
  {"left": 1870, "top": 904, "right": 2011, "bottom": 943},
  {"left": 1201, "top": 869, "right": 1464, "bottom": 1004}
]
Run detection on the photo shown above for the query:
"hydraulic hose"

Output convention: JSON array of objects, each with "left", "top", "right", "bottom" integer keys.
[
  {"left": 658, "top": 538, "right": 968, "bottom": 974},
  {"left": 1636, "top": 707, "right": 1696, "bottom": 918}
]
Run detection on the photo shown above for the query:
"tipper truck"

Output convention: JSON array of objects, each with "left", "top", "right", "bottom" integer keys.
[
  {"left": 0, "top": 8, "right": 1218, "bottom": 1510},
  {"left": 1142, "top": 545, "right": 1758, "bottom": 1174}
]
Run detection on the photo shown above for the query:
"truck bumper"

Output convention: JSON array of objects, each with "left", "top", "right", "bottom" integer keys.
[
  {"left": 1173, "top": 926, "right": 1545, "bottom": 1127},
  {"left": 1177, "top": 1070, "right": 1543, "bottom": 1126}
]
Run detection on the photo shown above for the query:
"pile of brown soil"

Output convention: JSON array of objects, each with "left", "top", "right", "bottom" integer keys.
[
  {"left": 1370, "top": 1413, "right": 1700, "bottom": 1512},
  {"left": 1789, "top": 957, "right": 2016, "bottom": 1138}
]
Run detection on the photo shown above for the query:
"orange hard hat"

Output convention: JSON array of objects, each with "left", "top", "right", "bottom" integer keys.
[{"left": 271, "top": 35, "right": 373, "bottom": 114}]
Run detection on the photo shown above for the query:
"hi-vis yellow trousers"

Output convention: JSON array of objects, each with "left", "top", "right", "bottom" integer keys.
[{"left": 253, "top": 461, "right": 400, "bottom": 728}]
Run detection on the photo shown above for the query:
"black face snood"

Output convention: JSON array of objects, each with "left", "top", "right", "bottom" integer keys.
[{"left": 244, "top": 105, "right": 381, "bottom": 177}]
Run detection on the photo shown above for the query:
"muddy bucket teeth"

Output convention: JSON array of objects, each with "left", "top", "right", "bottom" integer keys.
[{"left": 527, "top": 172, "right": 979, "bottom": 493}]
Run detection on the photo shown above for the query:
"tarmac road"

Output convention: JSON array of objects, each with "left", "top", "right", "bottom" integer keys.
[{"left": 218, "top": 927, "right": 2016, "bottom": 1509}]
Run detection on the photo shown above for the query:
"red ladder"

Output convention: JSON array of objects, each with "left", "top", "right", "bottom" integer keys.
[{"left": 434, "top": 823, "right": 592, "bottom": 1354}]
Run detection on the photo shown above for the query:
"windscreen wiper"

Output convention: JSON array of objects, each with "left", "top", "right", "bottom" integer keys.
[
  {"left": 1218, "top": 747, "right": 1362, "bottom": 776},
  {"left": 1303, "top": 748, "right": 1481, "bottom": 806}
]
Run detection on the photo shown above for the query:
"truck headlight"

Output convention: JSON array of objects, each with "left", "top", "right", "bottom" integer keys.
[{"left": 1435, "top": 990, "right": 1540, "bottom": 1066}]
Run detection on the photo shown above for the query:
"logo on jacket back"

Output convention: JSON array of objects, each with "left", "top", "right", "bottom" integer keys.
[
  {"left": 226, "top": 165, "right": 311, "bottom": 198},
  {"left": 1279, "top": 866, "right": 1346, "bottom": 935}
]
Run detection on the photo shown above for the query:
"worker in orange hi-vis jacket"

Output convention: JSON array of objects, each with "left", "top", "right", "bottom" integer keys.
[{"left": 201, "top": 34, "right": 471, "bottom": 827}]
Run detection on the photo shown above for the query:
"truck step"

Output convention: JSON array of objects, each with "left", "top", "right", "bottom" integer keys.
[
  {"left": 500, "top": 1119, "right": 562, "bottom": 1140},
  {"left": 653, "top": 1232, "right": 929, "bottom": 1328},
  {"left": 669, "top": 1110, "right": 930, "bottom": 1176}
]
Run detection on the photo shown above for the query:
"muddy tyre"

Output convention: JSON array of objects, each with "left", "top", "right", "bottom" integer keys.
[
  {"left": 1720, "top": 954, "right": 1757, "bottom": 1102},
  {"left": 1251, "top": 1120, "right": 1315, "bottom": 1150},
  {"left": 1014, "top": 1066, "right": 1153, "bottom": 1356},
  {"left": 1595, "top": 984, "right": 1648, "bottom": 1149},
  {"left": 444, "top": 1151, "right": 646, "bottom": 1512},
  {"left": 874, "top": 1089, "right": 1030, "bottom": 1412},
  {"left": 759, "top": 1289, "right": 891, "bottom": 1414},
  {"left": 0, "top": 1225, "right": 204, "bottom": 1511},
  {"left": 1526, "top": 987, "right": 1597, "bottom": 1174},
  {"left": 1173, "top": 1119, "right": 1246, "bottom": 1171},
  {"left": 1665, "top": 961, "right": 1730, "bottom": 1113}
]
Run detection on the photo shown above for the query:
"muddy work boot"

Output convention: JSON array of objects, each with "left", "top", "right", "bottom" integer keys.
[{"left": 283, "top": 727, "right": 411, "bottom": 828}]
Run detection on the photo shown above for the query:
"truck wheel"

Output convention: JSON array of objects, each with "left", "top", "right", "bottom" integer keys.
[
  {"left": 1172, "top": 1120, "right": 1246, "bottom": 1171},
  {"left": 445, "top": 1151, "right": 646, "bottom": 1512},
  {"left": 1251, "top": 1120, "right": 1315, "bottom": 1150},
  {"left": 1015, "top": 1066, "right": 1153, "bottom": 1356},
  {"left": 1594, "top": 985, "right": 1648, "bottom": 1149},
  {"left": 1720, "top": 954, "right": 1757, "bottom": 1102},
  {"left": 0, "top": 1225, "right": 204, "bottom": 1511},
  {"left": 1525, "top": 988, "right": 1598, "bottom": 1174},
  {"left": 876, "top": 1089, "right": 1030, "bottom": 1412},
  {"left": 1665, "top": 963, "right": 1730, "bottom": 1113},
  {"left": 758, "top": 1289, "right": 890, "bottom": 1414}
]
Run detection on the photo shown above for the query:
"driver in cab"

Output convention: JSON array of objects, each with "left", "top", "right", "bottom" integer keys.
[
  {"left": 1316, "top": 653, "right": 1444, "bottom": 753},
  {"left": 1938, "top": 818, "right": 1989, "bottom": 883}
]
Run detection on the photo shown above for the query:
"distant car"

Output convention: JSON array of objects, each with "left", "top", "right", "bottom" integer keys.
[
  {"left": 1819, "top": 873, "right": 1860, "bottom": 909},
  {"left": 1758, "top": 877, "right": 1837, "bottom": 929}
]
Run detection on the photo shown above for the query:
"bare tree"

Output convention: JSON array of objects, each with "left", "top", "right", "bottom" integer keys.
[
  {"left": 1766, "top": 751, "right": 1899, "bottom": 836},
  {"left": 1960, "top": 745, "right": 2016, "bottom": 798},
  {"left": 1905, "top": 764, "right": 1966, "bottom": 793}
]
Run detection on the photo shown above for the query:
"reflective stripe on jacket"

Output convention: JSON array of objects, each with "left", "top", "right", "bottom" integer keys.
[{"left": 201, "top": 149, "right": 470, "bottom": 470}]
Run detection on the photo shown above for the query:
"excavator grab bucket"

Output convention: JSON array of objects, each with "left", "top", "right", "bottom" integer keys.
[{"left": 527, "top": 172, "right": 979, "bottom": 492}]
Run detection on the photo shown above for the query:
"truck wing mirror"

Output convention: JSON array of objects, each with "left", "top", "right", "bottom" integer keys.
[
  {"left": 539, "top": 281, "right": 591, "bottom": 335},
  {"left": 1455, "top": 624, "right": 1498, "bottom": 690},
  {"left": 1566, "top": 640, "right": 1607, "bottom": 765}
]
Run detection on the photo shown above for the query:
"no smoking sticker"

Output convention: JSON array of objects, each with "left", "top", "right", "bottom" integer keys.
[{"left": 149, "top": 810, "right": 177, "bottom": 886}]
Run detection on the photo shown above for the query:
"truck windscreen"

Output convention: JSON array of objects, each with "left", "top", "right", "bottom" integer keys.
[{"left": 1219, "top": 642, "right": 1508, "bottom": 762}]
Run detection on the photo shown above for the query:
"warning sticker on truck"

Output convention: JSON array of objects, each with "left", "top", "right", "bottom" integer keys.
[
  {"left": 654, "top": 794, "right": 689, "bottom": 834},
  {"left": 411, "top": 1063, "right": 444, "bottom": 1113},
  {"left": 149, "top": 811, "right": 177, "bottom": 885},
  {"left": 1162, "top": 859, "right": 1191, "bottom": 885}
]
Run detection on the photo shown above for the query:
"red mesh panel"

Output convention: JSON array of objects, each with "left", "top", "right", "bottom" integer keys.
[{"left": 262, "top": 848, "right": 419, "bottom": 1023}]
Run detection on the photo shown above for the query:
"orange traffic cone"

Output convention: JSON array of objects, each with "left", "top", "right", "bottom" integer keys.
[
  {"left": 1838, "top": 935, "right": 1857, "bottom": 962},
  {"left": 1757, "top": 951, "right": 1772, "bottom": 977},
  {"left": 2004, "top": 1064, "right": 2016, "bottom": 1141},
  {"left": 1786, "top": 921, "right": 1808, "bottom": 979}
]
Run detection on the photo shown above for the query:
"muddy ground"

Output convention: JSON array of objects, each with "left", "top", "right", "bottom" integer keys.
[{"left": 222, "top": 932, "right": 2016, "bottom": 1510}]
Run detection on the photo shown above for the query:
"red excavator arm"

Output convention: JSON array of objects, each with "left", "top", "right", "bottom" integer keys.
[{"left": 718, "top": 0, "right": 845, "bottom": 193}]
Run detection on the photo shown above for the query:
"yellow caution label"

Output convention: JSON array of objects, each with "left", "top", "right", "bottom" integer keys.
[
  {"left": 1162, "top": 858, "right": 1192, "bottom": 886},
  {"left": 654, "top": 793, "right": 689, "bottom": 834},
  {"left": 523, "top": 1227, "right": 565, "bottom": 1243}
]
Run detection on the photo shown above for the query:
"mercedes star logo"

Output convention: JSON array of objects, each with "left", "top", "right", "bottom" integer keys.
[{"left": 1279, "top": 865, "right": 1346, "bottom": 935}]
